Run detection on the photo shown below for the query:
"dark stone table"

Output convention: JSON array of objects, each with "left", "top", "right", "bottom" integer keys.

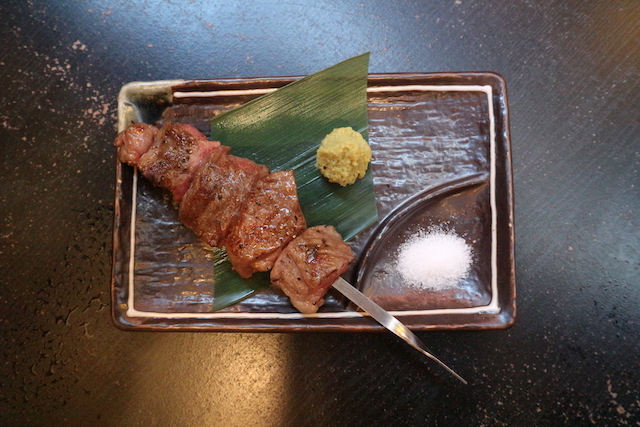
[{"left": 1, "top": 1, "right": 638, "bottom": 425}]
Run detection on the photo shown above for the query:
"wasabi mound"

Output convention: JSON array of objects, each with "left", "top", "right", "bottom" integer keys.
[{"left": 315, "top": 127, "right": 372, "bottom": 186}]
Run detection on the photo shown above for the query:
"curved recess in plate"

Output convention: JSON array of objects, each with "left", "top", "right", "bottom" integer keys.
[{"left": 353, "top": 172, "right": 491, "bottom": 312}]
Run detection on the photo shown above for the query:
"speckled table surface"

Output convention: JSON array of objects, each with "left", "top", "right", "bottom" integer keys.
[{"left": 1, "top": 1, "right": 639, "bottom": 425}]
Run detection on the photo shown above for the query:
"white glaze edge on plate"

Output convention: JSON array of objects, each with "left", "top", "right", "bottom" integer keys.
[
  {"left": 174, "top": 88, "right": 276, "bottom": 98},
  {"left": 126, "top": 170, "right": 139, "bottom": 316},
  {"left": 125, "top": 84, "right": 500, "bottom": 319},
  {"left": 173, "top": 84, "right": 491, "bottom": 98}
]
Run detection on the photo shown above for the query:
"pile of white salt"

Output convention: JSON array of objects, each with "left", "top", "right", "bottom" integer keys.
[{"left": 395, "top": 228, "right": 472, "bottom": 289}]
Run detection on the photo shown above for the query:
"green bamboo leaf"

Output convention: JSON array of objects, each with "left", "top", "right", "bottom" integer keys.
[
  {"left": 209, "top": 53, "right": 377, "bottom": 311},
  {"left": 210, "top": 248, "right": 271, "bottom": 310}
]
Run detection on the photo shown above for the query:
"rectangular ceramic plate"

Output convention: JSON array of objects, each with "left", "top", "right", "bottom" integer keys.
[{"left": 111, "top": 73, "right": 516, "bottom": 331}]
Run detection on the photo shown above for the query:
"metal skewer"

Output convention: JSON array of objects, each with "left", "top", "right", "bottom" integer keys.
[{"left": 332, "top": 277, "right": 468, "bottom": 385}]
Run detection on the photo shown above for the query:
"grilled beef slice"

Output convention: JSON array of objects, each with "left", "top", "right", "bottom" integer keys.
[
  {"left": 225, "top": 170, "right": 307, "bottom": 278},
  {"left": 137, "top": 122, "right": 222, "bottom": 203},
  {"left": 270, "top": 225, "right": 354, "bottom": 314},
  {"left": 179, "top": 152, "right": 269, "bottom": 248},
  {"left": 114, "top": 122, "right": 158, "bottom": 165}
]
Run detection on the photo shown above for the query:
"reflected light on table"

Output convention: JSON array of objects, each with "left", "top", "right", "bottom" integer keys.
[{"left": 122, "top": 333, "right": 295, "bottom": 424}]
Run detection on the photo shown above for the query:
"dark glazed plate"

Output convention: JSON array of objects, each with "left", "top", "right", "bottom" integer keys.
[{"left": 111, "top": 73, "right": 516, "bottom": 331}]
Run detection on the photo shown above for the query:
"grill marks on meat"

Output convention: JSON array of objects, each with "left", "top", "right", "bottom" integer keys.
[
  {"left": 270, "top": 226, "right": 354, "bottom": 314},
  {"left": 179, "top": 153, "right": 270, "bottom": 248},
  {"left": 137, "top": 122, "right": 222, "bottom": 203},
  {"left": 225, "top": 170, "right": 307, "bottom": 278}
]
